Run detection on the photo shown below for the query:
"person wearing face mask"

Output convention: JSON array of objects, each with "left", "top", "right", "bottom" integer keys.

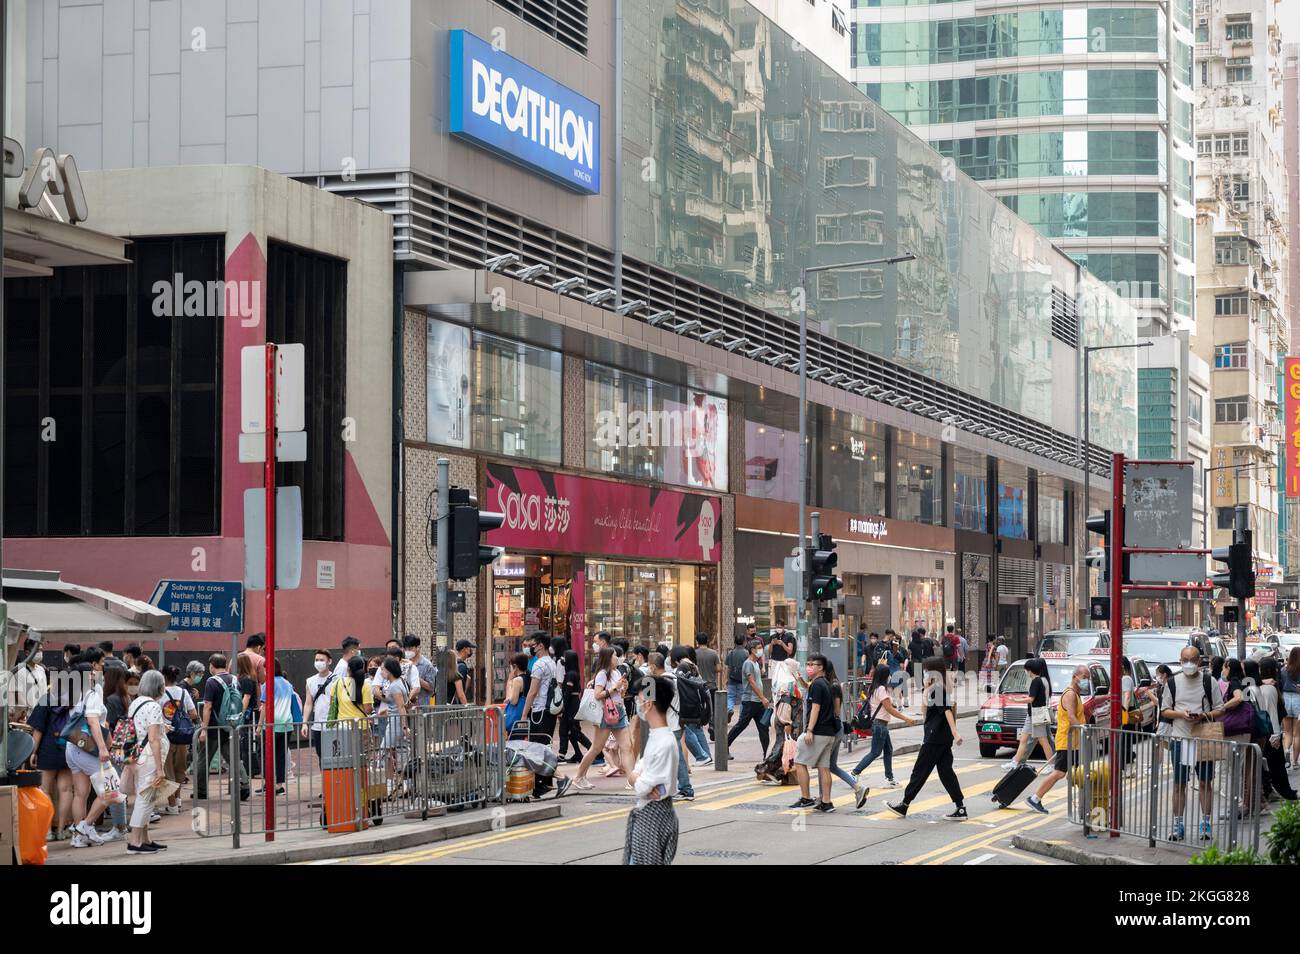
[
  {"left": 13, "top": 638, "right": 48, "bottom": 722},
  {"left": 402, "top": 636, "right": 436, "bottom": 707},
  {"left": 1159, "top": 647, "right": 1225, "bottom": 841},
  {"left": 302, "top": 649, "right": 337, "bottom": 762},
  {"left": 888, "top": 658, "right": 967, "bottom": 820},
  {"left": 788, "top": 654, "right": 840, "bottom": 812},
  {"left": 622, "top": 674, "right": 680, "bottom": 865},
  {"left": 1025, "top": 664, "right": 1090, "bottom": 814}
]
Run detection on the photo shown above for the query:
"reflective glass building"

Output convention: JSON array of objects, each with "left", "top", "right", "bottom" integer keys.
[{"left": 850, "top": 1, "right": 1197, "bottom": 335}]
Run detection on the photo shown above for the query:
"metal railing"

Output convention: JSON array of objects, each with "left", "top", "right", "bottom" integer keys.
[
  {"left": 1067, "top": 724, "right": 1263, "bottom": 853},
  {"left": 189, "top": 706, "right": 503, "bottom": 847}
]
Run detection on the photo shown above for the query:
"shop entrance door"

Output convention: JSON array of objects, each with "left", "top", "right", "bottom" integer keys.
[{"left": 998, "top": 602, "right": 1025, "bottom": 660}]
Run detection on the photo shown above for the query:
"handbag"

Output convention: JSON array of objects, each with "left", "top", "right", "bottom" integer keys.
[
  {"left": 1031, "top": 705, "right": 1051, "bottom": 727},
  {"left": 780, "top": 738, "right": 797, "bottom": 773},
  {"left": 602, "top": 697, "right": 622, "bottom": 728},
  {"left": 576, "top": 686, "right": 603, "bottom": 724},
  {"left": 1190, "top": 717, "right": 1227, "bottom": 761},
  {"left": 1220, "top": 699, "right": 1255, "bottom": 736}
]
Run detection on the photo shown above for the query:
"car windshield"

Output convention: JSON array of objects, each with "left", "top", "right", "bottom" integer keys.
[
  {"left": 998, "top": 663, "right": 1078, "bottom": 696},
  {"left": 1122, "top": 637, "right": 1188, "bottom": 661},
  {"left": 1039, "top": 633, "right": 1103, "bottom": 655}
]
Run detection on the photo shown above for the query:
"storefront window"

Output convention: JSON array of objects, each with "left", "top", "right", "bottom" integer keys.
[
  {"left": 899, "top": 576, "right": 945, "bottom": 634},
  {"left": 953, "top": 448, "right": 988, "bottom": 532},
  {"left": 894, "top": 431, "right": 943, "bottom": 525},
  {"left": 745, "top": 395, "right": 802, "bottom": 502},
  {"left": 818, "top": 410, "right": 885, "bottom": 516},
  {"left": 997, "top": 461, "right": 1030, "bottom": 539},
  {"left": 586, "top": 362, "right": 728, "bottom": 491},
  {"left": 1037, "top": 474, "right": 1066, "bottom": 545},
  {"left": 585, "top": 561, "right": 706, "bottom": 645},
  {"left": 427, "top": 318, "right": 562, "bottom": 463}
]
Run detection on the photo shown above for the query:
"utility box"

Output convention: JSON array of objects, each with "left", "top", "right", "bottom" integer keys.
[{"left": 821, "top": 637, "right": 850, "bottom": 684}]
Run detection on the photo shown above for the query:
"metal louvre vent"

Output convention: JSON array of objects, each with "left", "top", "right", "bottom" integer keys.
[
  {"left": 489, "top": 0, "right": 588, "bottom": 56},
  {"left": 998, "top": 557, "right": 1037, "bottom": 597},
  {"left": 298, "top": 169, "right": 1110, "bottom": 479},
  {"left": 1051, "top": 285, "right": 1078, "bottom": 349},
  {"left": 1044, "top": 563, "right": 1074, "bottom": 603}
]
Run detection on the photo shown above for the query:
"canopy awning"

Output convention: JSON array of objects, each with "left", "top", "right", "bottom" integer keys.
[
  {"left": 3, "top": 206, "right": 129, "bottom": 277},
  {"left": 3, "top": 568, "right": 171, "bottom": 650}
]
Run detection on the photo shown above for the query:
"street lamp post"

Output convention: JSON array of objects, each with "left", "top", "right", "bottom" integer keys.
[
  {"left": 1082, "top": 341, "right": 1153, "bottom": 603},
  {"left": 795, "top": 253, "right": 914, "bottom": 662}
]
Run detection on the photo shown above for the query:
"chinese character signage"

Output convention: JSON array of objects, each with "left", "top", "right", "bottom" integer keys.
[{"left": 1287, "top": 358, "right": 1300, "bottom": 497}]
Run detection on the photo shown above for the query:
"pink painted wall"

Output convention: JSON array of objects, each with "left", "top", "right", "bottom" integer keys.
[{"left": 8, "top": 233, "right": 392, "bottom": 651}]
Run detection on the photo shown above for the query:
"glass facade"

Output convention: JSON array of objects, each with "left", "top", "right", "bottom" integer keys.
[
  {"left": 997, "top": 462, "right": 1030, "bottom": 539},
  {"left": 893, "top": 431, "right": 943, "bottom": 525},
  {"left": 585, "top": 362, "right": 729, "bottom": 492},
  {"left": 426, "top": 317, "right": 563, "bottom": 463},
  {"left": 953, "top": 447, "right": 988, "bottom": 532},
  {"left": 935, "top": 131, "right": 1165, "bottom": 181},
  {"left": 621, "top": 1, "right": 1139, "bottom": 440},
  {"left": 1001, "top": 192, "right": 1166, "bottom": 240},
  {"left": 817, "top": 410, "right": 887, "bottom": 517},
  {"left": 1037, "top": 475, "right": 1066, "bottom": 545}
]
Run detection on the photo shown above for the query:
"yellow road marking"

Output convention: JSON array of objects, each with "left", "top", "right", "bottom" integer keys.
[
  {"left": 899, "top": 792, "right": 1065, "bottom": 865},
  {"left": 923, "top": 814, "right": 1056, "bottom": 865},
  {"left": 693, "top": 757, "right": 926, "bottom": 812},
  {"left": 857, "top": 765, "right": 1010, "bottom": 820},
  {"left": 988, "top": 845, "right": 1049, "bottom": 864},
  {"left": 791, "top": 762, "right": 988, "bottom": 816}
]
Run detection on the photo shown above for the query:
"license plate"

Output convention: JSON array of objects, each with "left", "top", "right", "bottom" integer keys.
[{"left": 984, "top": 724, "right": 1001, "bottom": 733}]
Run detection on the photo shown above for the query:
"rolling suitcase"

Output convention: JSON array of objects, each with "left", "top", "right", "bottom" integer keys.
[{"left": 990, "top": 763, "right": 1038, "bottom": 808}]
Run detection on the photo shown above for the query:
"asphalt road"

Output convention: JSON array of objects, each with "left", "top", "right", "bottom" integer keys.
[{"left": 308, "top": 715, "right": 1070, "bottom": 866}]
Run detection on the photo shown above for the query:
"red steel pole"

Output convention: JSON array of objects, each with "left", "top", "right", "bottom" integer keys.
[
  {"left": 1108, "top": 451, "right": 1124, "bottom": 837},
  {"left": 264, "top": 342, "right": 277, "bottom": 841}
]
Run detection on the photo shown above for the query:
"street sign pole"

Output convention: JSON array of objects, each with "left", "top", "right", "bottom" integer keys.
[
  {"left": 1108, "top": 452, "right": 1124, "bottom": 838},
  {"left": 1235, "top": 504, "right": 1249, "bottom": 660},
  {"left": 435, "top": 458, "right": 449, "bottom": 643},
  {"left": 263, "top": 342, "right": 277, "bottom": 842}
]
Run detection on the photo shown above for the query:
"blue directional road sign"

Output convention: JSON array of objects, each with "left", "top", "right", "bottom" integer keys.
[{"left": 149, "top": 580, "right": 245, "bottom": 633}]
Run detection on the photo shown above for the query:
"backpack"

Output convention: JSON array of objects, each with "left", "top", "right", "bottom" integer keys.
[
  {"left": 677, "top": 673, "right": 711, "bottom": 725},
  {"left": 547, "top": 661, "right": 566, "bottom": 716},
  {"left": 942, "top": 636, "right": 956, "bottom": 660},
  {"left": 726, "top": 649, "right": 746, "bottom": 685},
  {"left": 163, "top": 686, "right": 194, "bottom": 745},
  {"left": 215, "top": 673, "right": 245, "bottom": 727},
  {"left": 1163, "top": 673, "right": 1214, "bottom": 717},
  {"left": 109, "top": 698, "right": 148, "bottom": 764}
]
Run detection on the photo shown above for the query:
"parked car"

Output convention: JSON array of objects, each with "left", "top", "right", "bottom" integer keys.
[
  {"left": 1033, "top": 628, "right": 1110, "bottom": 657},
  {"left": 1121, "top": 629, "right": 1216, "bottom": 670}
]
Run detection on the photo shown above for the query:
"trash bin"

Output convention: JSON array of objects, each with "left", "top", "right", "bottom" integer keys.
[{"left": 321, "top": 724, "right": 367, "bottom": 834}]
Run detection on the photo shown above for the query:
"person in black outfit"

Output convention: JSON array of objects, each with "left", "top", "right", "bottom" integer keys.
[
  {"left": 557, "top": 649, "right": 590, "bottom": 763},
  {"left": 888, "top": 657, "right": 966, "bottom": 820}
]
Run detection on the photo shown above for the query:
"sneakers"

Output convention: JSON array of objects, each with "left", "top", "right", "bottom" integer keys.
[
  {"left": 160, "top": 805, "right": 181, "bottom": 816},
  {"left": 813, "top": 801, "right": 836, "bottom": 813},
  {"left": 75, "top": 821, "right": 105, "bottom": 846},
  {"left": 884, "top": 777, "right": 900, "bottom": 788},
  {"left": 945, "top": 805, "right": 968, "bottom": 820},
  {"left": 855, "top": 783, "right": 871, "bottom": 810},
  {"left": 1171, "top": 817, "right": 1186, "bottom": 841},
  {"left": 70, "top": 832, "right": 93, "bottom": 849},
  {"left": 678, "top": 791, "right": 696, "bottom": 801},
  {"left": 1199, "top": 818, "right": 1213, "bottom": 841},
  {"left": 788, "top": 797, "right": 816, "bottom": 810},
  {"left": 126, "top": 843, "right": 159, "bottom": 854},
  {"left": 592, "top": 756, "right": 606, "bottom": 767},
  {"left": 695, "top": 756, "right": 713, "bottom": 766},
  {"left": 101, "top": 826, "right": 128, "bottom": 843},
  {"left": 1026, "top": 795, "right": 1049, "bottom": 815},
  {"left": 553, "top": 777, "right": 573, "bottom": 798},
  {"left": 887, "top": 801, "right": 908, "bottom": 818},
  {"left": 571, "top": 776, "right": 594, "bottom": 791},
  {"left": 1004, "top": 761, "right": 1021, "bottom": 773}
]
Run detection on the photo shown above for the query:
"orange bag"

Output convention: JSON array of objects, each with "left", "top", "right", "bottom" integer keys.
[{"left": 18, "top": 784, "right": 54, "bottom": 865}]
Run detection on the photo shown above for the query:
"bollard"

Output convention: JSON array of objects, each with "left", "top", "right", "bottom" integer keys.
[{"left": 712, "top": 689, "right": 728, "bottom": 770}]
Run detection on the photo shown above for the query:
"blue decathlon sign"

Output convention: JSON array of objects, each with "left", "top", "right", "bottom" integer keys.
[
  {"left": 149, "top": 580, "right": 244, "bottom": 634},
  {"left": 448, "top": 29, "right": 600, "bottom": 195}
]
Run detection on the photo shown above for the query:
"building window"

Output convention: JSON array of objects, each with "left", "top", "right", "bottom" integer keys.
[
  {"left": 1229, "top": 177, "right": 1250, "bottom": 205},
  {"left": 1226, "top": 57, "right": 1252, "bottom": 83},
  {"left": 1215, "top": 293, "right": 1248, "bottom": 316},
  {"left": 1216, "top": 506, "right": 1236, "bottom": 530},
  {"left": 745, "top": 398, "right": 802, "bottom": 504},
  {"left": 893, "top": 431, "right": 943, "bottom": 526},
  {"left": 823, "top": 155, "right": 877, "bottom": 188},
  {"left": 815, "top": 211, "right": 885, "bottom": 244},
  {"left": 1214, "top": 237, "right": 1251, "bottom": 265},
  {"left": 1225, "top": 20, "right": 1252, "bottom": 41},
  {"left": 1037, "top": 474, "right": 1066, "bottom": 545},
  {"left": 953, "top": 447, "right": 988, "bottom": 532},
  {"left": 267, "top": 241, "right": 348, "bottom": 542},
  {"left": 1214, "top": 395, "right": 1249, "bottom": 424},
  {"left": 4, "top": 236, "right": 224, "bottom": 537},
  {"left": 1188, "top": 393, "right": 1203, "bottom": 433},
  {"left": 1214, "top": 342, "right": 1249, "bottom": 370},
  {"left": 818, "top": 411, "right": 886, "bottom": 517},
  {"left": 1232, "top": 133, "right": 1249, "bottom": 156},
  {"left": 997, "top": 462, "right": 1030, "bottom": 540}
]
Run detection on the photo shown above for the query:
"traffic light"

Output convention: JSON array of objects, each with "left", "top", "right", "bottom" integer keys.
[
  {"left": 447, "top": 487, "right": 505, "bottom": 580},
  {"left": 805, "top": 533, "right": 841, "bottom": 602},
  {"left": 1211, "top": 529, "right": 1254, "bottom": 600},
  {"left": 1084, "top": 510, "right": 1129, "bottom": 584}
]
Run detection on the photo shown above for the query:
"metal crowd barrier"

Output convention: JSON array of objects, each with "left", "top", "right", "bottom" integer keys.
[
  {"left": 1067, "top": 724, "right": 1262, "bottom": 853},
  {"left": 840, "top": 676, "right": 871, "bottom": 755},
  {"left": 188, "top": 706, "right": 503, "bottom": 848}
]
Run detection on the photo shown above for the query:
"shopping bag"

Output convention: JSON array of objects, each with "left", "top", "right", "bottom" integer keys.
[
  {"left": 91, "top": 761, "right": 127, "bottom": 805},
  {"left": 576, "top": 687, "right": 603, "bottom": 724}
]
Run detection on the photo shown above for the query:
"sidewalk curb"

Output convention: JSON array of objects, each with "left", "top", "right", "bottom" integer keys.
[
  {"left": 201, "top": 803, "right": 563, "bottom": 865},
  {"left": 1012, "top": 834, "right": 1150, "bottom": 866}
]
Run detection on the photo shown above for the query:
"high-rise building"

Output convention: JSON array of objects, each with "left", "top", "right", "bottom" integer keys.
[
  {"left": 848, "top": 2, "right": 1197, "bottom": 337},
  {"left": 1282, "top": 43, "right": 1300, "bottom": 616},
  {"left": 1192, "top": 0, "right": 1290, "bottom": 623}
]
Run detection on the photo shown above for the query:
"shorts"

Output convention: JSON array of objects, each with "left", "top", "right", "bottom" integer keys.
[
  {"left": 1168, "top": 740, "right": 1216, "bottom": 785},
  {"left": 1051, "top": 749, "right": 1078, "bottom": 773},
  {"left": 888, "top": 672, "right": 905, "bottom": 688},
  {"left": 1284, "top": 693, "right": 1300, "bottom": 720},
  {"left": 64, "top": 741, "right": 104, "bottom": 776},
  {"left": 794, "top": 733, "right": 835, "bottom": 769},
  {"left": 1019, "top": 718, "right": 1050, "bottom": 740}
]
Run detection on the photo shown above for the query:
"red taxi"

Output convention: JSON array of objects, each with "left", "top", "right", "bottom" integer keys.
[{"left": 976, "top": 651, "right": 1156, "bottom": 758}]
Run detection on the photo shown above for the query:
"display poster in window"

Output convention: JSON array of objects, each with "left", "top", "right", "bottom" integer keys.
[
  {"left": 485, "top": 463, "right": 722, "bottom": 562},
  {"left": 997, "top": 483, "right": 1026, "bottom": 539},
  {"left": 744, "top": 419, "right": 799, "bottom": 501},
  {"left": 661, "top": 391, "right": 729, "bottom": 491},
  {"left": 426, "top": 318, "right": 472, "bottom": 447}
]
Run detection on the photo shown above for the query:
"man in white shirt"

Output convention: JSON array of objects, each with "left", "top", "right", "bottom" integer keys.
[
  {"left": 302, "top": 649, "right": 337, "bottom": 760},
  {"left": 523, "top": 637, "right": 561, "bottom": 740},
  {"left": 1160, "top": 646, "right": 1225, "bottom": 842},
  {"left": 333, "top": 636, "right": 361, "bottom": 680},
  {"left": 624, "top": 674, "right": 679, "bottom": 865}
]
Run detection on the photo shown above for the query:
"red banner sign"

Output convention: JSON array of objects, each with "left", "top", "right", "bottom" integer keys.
[
  {"left": 1287, "top": 358, "right": 1300, "bottom": 497},
  {"left": 1254, "top": 588, "right": 1277, "bottom": 605},
  {"left": 483, "top": 464, "right": 721, "bottom": 563}
]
